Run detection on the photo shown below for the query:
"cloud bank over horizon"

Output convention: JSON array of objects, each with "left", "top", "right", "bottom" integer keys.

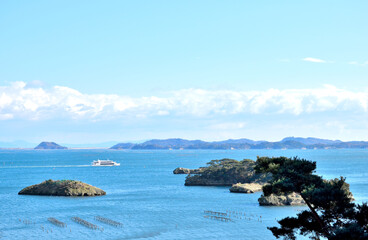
[
  {"left": 1, "top": 81, "right": 368, "bottom": 143},
  {"left": 1, "top": 81, "right": 368, "bottom": 121}
]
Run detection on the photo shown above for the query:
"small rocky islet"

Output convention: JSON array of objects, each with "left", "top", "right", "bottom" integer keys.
[
  {"left": 229, "top": 183, "right": 264, "bottom": 193},
  {"left": 174, "top": 158, "right": 305, "bottom": 206},
  {"left": 18, "top": 179, "right": 106, "bottom": 196},
  {"left": 173, "top": 167, "right": 204, "bottom": 174},
  {"left": 258, "top": 192, "right": 305, "bottom": 206}
]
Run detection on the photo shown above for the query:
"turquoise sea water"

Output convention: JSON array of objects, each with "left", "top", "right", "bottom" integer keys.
[{"left": 0, "top": 149, "right": 367, "bottom": 240}]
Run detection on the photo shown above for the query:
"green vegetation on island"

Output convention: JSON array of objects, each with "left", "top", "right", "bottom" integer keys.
[
  {"left": 18, "top": 179, "right": 106, "bottom": 196},
  {"left": 184, "top": 158, "right": 270, "bottom": 186},
  {"left": 255, "top": 156, "right": 368, "bottom": 240}
]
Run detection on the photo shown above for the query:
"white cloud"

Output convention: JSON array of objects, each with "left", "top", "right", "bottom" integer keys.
[
  {"left": 302, "top": 57, "right": 326, "bottom": 63},
  {"left": 348, "top": 61, "right": 368, "bottom": 66},
  {"left": 1, "top": 82, "right": 368, "bottom": 121}
]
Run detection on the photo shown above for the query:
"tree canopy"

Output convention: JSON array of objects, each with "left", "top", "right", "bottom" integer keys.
[{"left": 255, "top": 156, "right": 368, "bottom": 240}]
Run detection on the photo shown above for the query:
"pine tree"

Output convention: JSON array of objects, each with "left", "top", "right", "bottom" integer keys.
[{"left": 255, "top": 156, "right": 368, "bottom": 240}]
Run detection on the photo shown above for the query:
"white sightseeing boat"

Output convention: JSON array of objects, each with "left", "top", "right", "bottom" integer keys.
[{"left": 92, "top": 159, "right": 120, "bottom": 166}]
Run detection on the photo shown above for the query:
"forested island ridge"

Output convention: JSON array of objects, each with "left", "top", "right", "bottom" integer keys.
[{"left": 110, "top": 137, "right": 368, "bottom": 150}]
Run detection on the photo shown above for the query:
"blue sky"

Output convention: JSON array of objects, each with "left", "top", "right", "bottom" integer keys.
[{"left": 0, "top": 1, "right": 367, "bottom": 144}]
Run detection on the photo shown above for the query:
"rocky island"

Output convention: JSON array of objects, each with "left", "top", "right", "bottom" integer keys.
[
  {"left": 183, "top": 158, "right": 270, "bottom": 186},
  {"left": 173, "top": 167, "right": 204, "bottom": 174},
  {"left": 229, "top": 183, "right": 264, "bottom": 193},
  {"left": 18, "top": 179, "right": 106, "bottom": 196},
  {"left": 175, "top": 157, "right": 306, "bottom": 206},
  {"left": 258, "top": 192, "right": 305, "bottom": 206},
  {"left": 34, "top": 142, "right": 67, "bottom": 149}
]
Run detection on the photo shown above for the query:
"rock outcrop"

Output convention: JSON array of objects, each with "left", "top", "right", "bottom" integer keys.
[
  {"left": 173, "top": 167, "right": 204, "bottom": 174},
  {"left": 34, "top": 142, "right": 67, "bottom": 149},
  {"left": 184, "top": 159, "right": 270, "bottom": 186},
  {"left": 173, "top": 167, "right": 192, "bottom": 174},
  {"left": 229, "top": 183, "right": 264, "bottom": 193},
  {"left": 258, "top": 192, "right": 305, "bottom": 206},
  {"left": 18, "top": 179, "right": 106, "bottom": 196}
]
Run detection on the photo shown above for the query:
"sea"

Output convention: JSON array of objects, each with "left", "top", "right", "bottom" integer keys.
[{"left": 0, "top": 149, "right": 367, "bottom": 240}]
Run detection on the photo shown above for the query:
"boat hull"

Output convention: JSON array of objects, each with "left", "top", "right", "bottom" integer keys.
[{"left": 91, "top": 160, "right": 120, "bottom": 166}]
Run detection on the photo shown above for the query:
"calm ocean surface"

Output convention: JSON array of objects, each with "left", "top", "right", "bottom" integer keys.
[{"left": 0, "top": 149, "right": 367, "bottom": 240}]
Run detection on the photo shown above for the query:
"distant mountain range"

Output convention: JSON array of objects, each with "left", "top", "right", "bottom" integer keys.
[
  {"left": 1, "top": 137, "right": 368, "bottom": 150},
  {"left": 110, "top": 137, "right": 368, "bottom": 150}
]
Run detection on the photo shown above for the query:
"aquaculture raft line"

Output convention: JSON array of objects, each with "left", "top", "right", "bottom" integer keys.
[
  {"left": 203, "top": 210, "right": 233, "bottom": 222},
  {"left": 71, "top": 217, "right": 99, "bottom": 230},
  {"left": 47, "top": 218, "right": 66, "bottom": 227},
  {"left": 203, "top": 215, "right": 233, "bottom": 222},
  {"left": 94, "top": 216, "right": 123, "bottom": 227},
  {"left": 204, "top": 210, "right": 227, "bottom": 216}
]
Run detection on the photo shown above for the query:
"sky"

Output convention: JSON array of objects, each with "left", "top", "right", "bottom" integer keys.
[{"left": 0, "top": 1, "right": 367, "bottom": 144}]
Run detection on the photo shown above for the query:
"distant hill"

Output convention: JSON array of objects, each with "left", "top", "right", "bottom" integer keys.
[
  {"left": 34, "top": 142, "right": 67, "bottom": 149},
  {"left": 109, "top": 143, "right": 135, "bottom": 150},
  {"left": 214, "top": 138, "right": 266, "bottom": 145},
  {"left": 110, "top": 137, "right": 368, "bottom": 150},
  {"left": 281, "top": 137, "right": 342, "bottom": 145}
]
